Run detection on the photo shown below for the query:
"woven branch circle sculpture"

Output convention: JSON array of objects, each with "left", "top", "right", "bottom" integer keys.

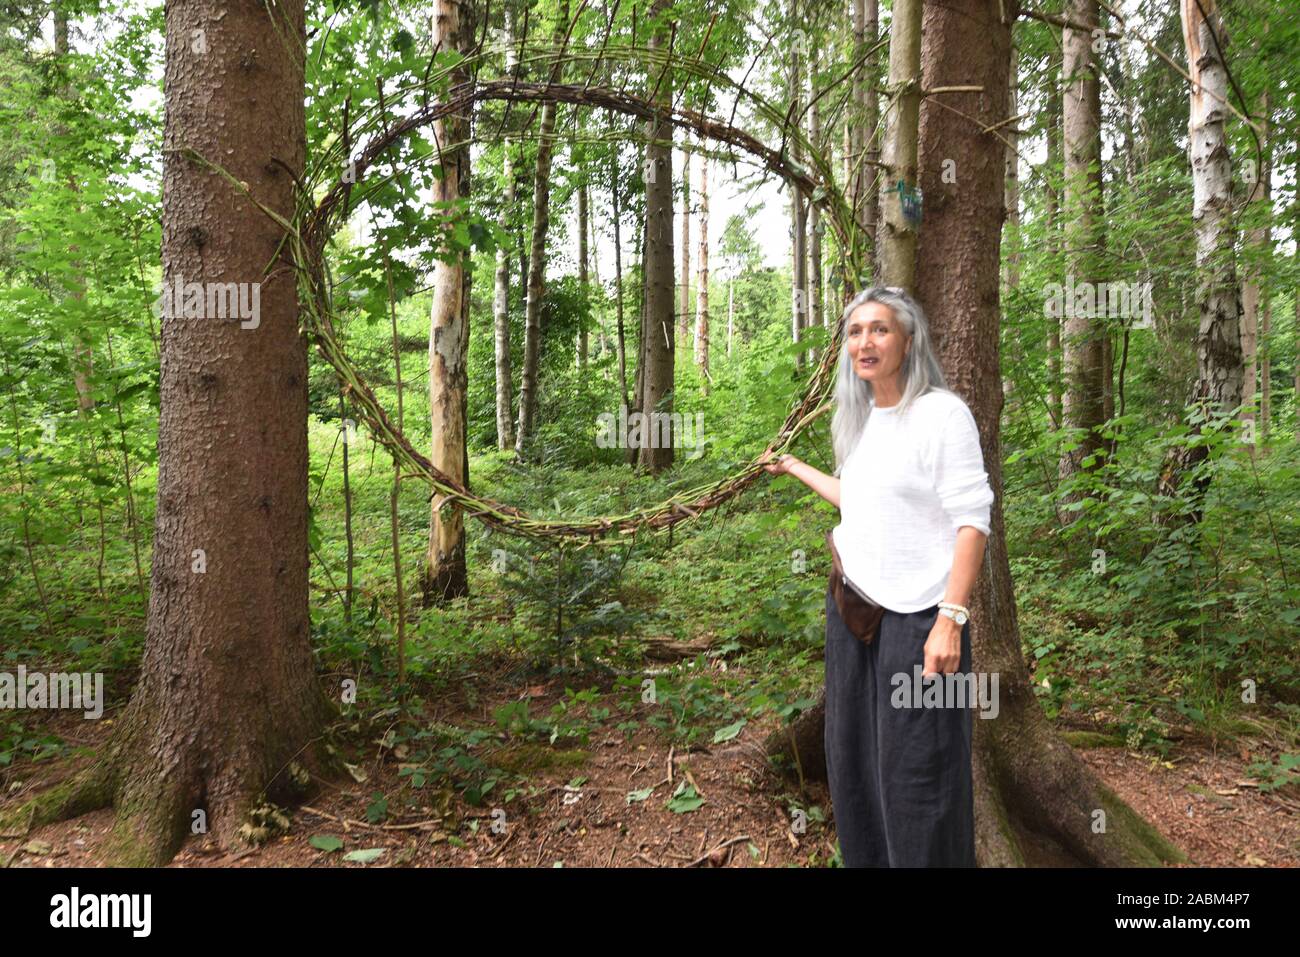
[{"left": 222, "top": 46, "right": 872, "bottom": 542}]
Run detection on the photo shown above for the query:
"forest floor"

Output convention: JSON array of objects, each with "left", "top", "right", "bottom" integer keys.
[{"left": 2, "top": 661, "right": 1297, "bottom": 869}]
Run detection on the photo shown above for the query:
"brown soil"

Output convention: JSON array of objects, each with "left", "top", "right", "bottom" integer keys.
[{"left": 2, "top": 675, "right": 1296, "bottom": 868}]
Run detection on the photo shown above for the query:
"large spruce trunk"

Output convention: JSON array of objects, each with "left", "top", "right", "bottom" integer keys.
[{"left": 1, "top": 0, "right": 337, "bottom": 865}]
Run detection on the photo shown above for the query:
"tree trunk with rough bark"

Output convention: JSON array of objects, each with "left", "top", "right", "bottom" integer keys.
[
  {"left": 695, "top": 150, "right": 709, "bottom": 393},
  {"left": 789, "top": 23, "right": 808, "bottom": 373},
  {"left": 578, "top": 177, "right": 590, "bottom": 367},
  {"left": 680, "top": 136, "right": 692, "bottom": 344},
  {"left": 611, "top": 129, "right": 630, "bottom": 416},
  {"left": 637, "top": 0, "right": 676, "bottom": 472},
  {"left": 0, "top": 0, "right": 337, "bottom": 865},
  {"left": 515, "top": 0, "right": 569, "bottom": 458},
  {"left": 1241, "top": 87, "right": 1269, "bottom": 453},
  {"left": 1046, "top": 44, "right": 1063, "bottom": 429},
  {"left": 877, "top": 0, "right": 921, "bottom": 291},
  {"left": 809, "top": 44, "right": 823, "bottom": 364},
  {"left": 1058, "top": 0, "right": 1107, "bottom": 494},
  {"left": 1002, "top": 40, "right": 1020, "bottom": 402}
]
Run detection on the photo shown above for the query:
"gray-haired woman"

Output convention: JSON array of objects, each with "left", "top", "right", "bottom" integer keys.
[{"left": 759, "top": 286, "right": 994, "bottom": 867}]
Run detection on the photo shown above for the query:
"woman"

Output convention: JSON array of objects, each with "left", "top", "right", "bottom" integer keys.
[{"left": 760, "top": 286, "right": 994, "bottom": 867}]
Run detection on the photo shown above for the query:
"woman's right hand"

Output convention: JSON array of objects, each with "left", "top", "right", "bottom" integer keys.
[{"left": 759, "top": 447, "right": 800, "bottom": 476}]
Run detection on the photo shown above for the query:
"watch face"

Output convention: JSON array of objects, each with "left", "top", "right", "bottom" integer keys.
[{"left": 956, "top": 612, "right": 968, "bottom": 625}]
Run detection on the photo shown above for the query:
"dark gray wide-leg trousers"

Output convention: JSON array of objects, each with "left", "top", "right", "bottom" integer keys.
[{"left": 824, "top": 585, "right": 975, "bottom": 867}]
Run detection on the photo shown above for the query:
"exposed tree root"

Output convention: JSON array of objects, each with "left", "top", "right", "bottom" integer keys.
[
  {"left": 765, "top": 692, "right": 1187, "bottom": 867},
  {"left": 1, "top": 703, "right": 341, "bottom": 866}
]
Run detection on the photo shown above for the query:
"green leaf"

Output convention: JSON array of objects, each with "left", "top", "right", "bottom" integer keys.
[
  {"left": 712, "top": 719, "right": 746, "bottom": 743},
  {"left": 343, "top": 847, "right": 386, "bottom": 863},
  {"left": 309, "top": 834, "right": 344, "bottom": 853},
  {"left": 665, "top": 780, "right": 704, "bottom": 814}
]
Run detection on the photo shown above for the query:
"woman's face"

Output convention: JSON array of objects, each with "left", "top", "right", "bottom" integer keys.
[{"left": 847, "top": 302, "right": 910, "bottom": 388}]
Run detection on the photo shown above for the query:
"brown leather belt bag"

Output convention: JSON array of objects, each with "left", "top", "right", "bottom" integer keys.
[{"left": 826, "top": 529, "right": 885, "bottom": 644}]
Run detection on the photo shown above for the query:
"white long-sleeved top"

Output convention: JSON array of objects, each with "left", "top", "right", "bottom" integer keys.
[{"left": 831, "top": 389, "right": 994, "bottom": 613}]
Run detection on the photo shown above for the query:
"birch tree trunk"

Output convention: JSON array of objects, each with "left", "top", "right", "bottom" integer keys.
[
  {"left": 424, "top": 0, "right": 475, "bottom": 604},
  {"left": 494, "top": 4, "right": 519, "bottom": 451},
  {"left": 1156, "top": 0, "right": 1244, "bottom": 516}
]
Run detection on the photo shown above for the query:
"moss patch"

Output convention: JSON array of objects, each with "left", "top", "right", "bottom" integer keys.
[
  {"left": 1062, "top": 731, "right": 1126, "bottom": 749},
  {"left": 487, "top": 742, "right": 591, "bottom": 774}
]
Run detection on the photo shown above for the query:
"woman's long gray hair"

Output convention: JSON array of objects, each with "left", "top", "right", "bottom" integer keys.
[{"left": 830, "top": 286, "right": 949, "bottom": 474}]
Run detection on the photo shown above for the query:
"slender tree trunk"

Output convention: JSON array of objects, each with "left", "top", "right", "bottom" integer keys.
[
  {"left": 339, "top": 392, "right": 354, "bottom": 622},
  {"left": 53, "top": 3, "right": 96, "bottom": 415},
  {"left": 1002, "top": 40, "right": 1020, "bottom": 401},
  {"left": 679, "top": 136, "right": 692, "bottom": 343},
  {"left": 424, "top": 0, "right": 475, "bottom": 604},
  {"left": 578, "top": 176, "right": 590, "bottom": 367},
  {"left": 611, "top": 134, "right": 629, "bottom": 415},
  {"left": 495, "top": 133, "right": 517, "bottom": 450},
  {"left": 851, "top": 0, "right": 881, "bottom": 282},
  {"left": 627, "top": 194, "right": 647, "bottom": 467},
  {"left": 790, "top": 22, "right": 808, "bottom": 373},
  {"left": 494, "top": 5, "right": 519, "bottom": 451},
  {"left": 1241, "top": 87, "right": 1270, "bottom": 453},
  {"left": 809, "top": 44, "right": 824, "bottom": 363},
  {"left": 877, "top": 0, "right": 921, "bottom": 290},
  {"left": 385, "top": 258, "right": 408, "bottom": 693},
  {"left": 1058, "top": 0, "right": 1107, "bottom": 497},
  {"left": 1045, "top": 44, "right": 1063, "bottom": 429},
  {"left": 516, "top": 0, "right": 569, "bottom": 457},
  {"left": 727, "top": 272, "right": 734, "bottom": 357},
  {"left": 849, "top": 0, "right": 865, "bottom": 239},
  {"left": 695, "top": 150, "right": 710, "bottom": 392},
  {"left": 1156, "top": 0, "right": 1244, "bottom": 516},
  {"left": 638, "top": 0, "right": 676, "bottom": 471}
]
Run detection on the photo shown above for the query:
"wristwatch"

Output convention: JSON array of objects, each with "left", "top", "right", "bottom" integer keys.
[{"left": 938, "top": 602, "right": 969, "bottom": 626}]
